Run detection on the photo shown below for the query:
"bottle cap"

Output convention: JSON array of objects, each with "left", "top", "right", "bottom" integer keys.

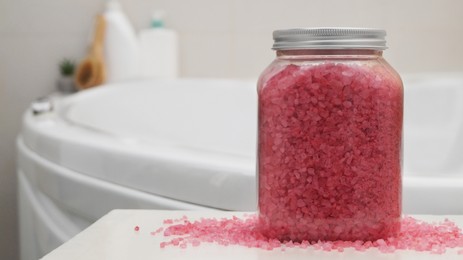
[
  {"left": 151, "top": 10, "right": 165, "bottom": 28},
  {"left": 272, "top": 27, "right": 387, "bottom": 50}
]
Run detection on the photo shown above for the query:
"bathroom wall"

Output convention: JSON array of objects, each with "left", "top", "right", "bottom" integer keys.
[{"left": 1, "top": 0, "right": 462, "bottom": 259}]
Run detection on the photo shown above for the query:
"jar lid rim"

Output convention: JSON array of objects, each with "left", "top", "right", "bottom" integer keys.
[{"left": 272, "top": 27, "right": 387, "bottom": 50}]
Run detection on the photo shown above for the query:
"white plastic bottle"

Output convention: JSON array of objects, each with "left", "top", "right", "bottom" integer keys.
[
  {"left": 138, "top": 11, "right": 179, "bottom": 79},
  {"left": 103, "top": 0, "right": 139, "bottom": 82}
]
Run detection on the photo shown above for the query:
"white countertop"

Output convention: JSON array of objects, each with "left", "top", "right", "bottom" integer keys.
[{"left": 41, "top": 210, "right": 463, "bottom": 260}]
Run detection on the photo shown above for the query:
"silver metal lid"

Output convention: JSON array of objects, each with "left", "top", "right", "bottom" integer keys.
[{"left": 272, "top": 27, "right": 387, "bottom": 50}]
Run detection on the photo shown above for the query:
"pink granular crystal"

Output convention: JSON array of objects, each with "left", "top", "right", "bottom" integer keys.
[
  {"left": 156, "top": 215, "right": 463, "bottom": 255},
  {"left": 257, "top": 63, "right": 403, "bottom": 241}
]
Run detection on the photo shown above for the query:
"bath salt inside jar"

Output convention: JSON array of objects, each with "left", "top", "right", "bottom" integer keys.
[{"left": 257, "top": 28, "right": 403, "bottom": 241}]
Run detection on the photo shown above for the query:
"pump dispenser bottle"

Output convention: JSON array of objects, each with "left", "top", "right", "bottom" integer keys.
[
  {"left": 139, "top": 11, "right": 179, "bottom": 79},
  {"left": 103, "top": 0, "right": 139, "bottom": 82}
]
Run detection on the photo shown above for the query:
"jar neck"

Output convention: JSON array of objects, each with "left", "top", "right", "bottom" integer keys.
[{"left": 276, "top": 49, "right": 383, "bottom": 60}]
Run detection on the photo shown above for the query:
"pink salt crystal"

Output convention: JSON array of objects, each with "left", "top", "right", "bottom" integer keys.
[
  {"left": 286, "top": 241, "right": 295, "bottom": 248},
  {"left": 160, "top": 242, "right": 167, "bottom": 248},
  {"left": 150, "top": 227, "right": 164, "bottom": 236},
  {"left": 322, "top": 242, "right": 333, "bottom": 251},
  {"left": 376, "top": 239, "right": 386, "bottom": 247},
  {"left": 300, "top": 241, "right": 310, "bottom": 249},
  {"left": 363, "top": 241, "right": 373, "bottom": 248}
]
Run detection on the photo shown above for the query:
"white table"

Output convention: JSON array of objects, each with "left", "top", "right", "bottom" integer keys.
[{"left": 41, "top": 210, "right": 463, "bottom": 260}]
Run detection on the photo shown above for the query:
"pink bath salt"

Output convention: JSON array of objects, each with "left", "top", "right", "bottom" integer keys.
[
  {"left": 151, "top": 227, "right": 164, "bottom": 236},
  {"left": 257, "top": 63, "right": 403, "bottom": 241},
  {"left": 192, "top": 240, "right": 201, "bottom": 247},
  {"left": 160, "top": 242, "right": 167, "bottom": 248},
  {"left": 156, "top": 214, "right": 463, "bottom": 255}
]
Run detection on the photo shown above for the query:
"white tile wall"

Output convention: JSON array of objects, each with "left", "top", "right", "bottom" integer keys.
[
  {"left": 1, "top": 0, "right": 463, "bottom": 259},
  {"left": 180, "top": 32, "right": 234, "bottom": 77}
]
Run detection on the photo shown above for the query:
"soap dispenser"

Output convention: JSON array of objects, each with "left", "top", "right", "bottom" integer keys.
[
  {"left": 139, "top": 11, "right": 179, "bottom": 79},
  {"left": 103, "top": 0, "right": 139, "bottom": 82}
]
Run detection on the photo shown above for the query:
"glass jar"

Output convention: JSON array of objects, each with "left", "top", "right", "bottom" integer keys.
[{"left": 257, "top": 28, "right": 403, "bottom": 241}]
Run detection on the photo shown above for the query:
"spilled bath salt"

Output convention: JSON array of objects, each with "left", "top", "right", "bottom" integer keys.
[{"left": 149, "top": 215, "right": 463, "bottom": 255}]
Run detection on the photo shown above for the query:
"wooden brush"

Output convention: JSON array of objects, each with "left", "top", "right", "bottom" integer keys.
[{"left": 75, "top": 15, "right": 106, "bottom": 90}]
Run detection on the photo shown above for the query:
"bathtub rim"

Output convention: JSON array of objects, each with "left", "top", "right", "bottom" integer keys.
[{"left": 21, "top": 79, "right": 258, "bottom": 211}]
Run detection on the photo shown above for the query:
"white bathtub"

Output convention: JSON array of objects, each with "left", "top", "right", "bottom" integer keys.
[
  {"left": 17, "top": 76, "right": 463, "bottom": 260},
  {"left": 17, "top": 79, "right": 258, "bottom": 260},
  {"left": 402, "top": 73, "right": 463, "bottom": 215}
]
